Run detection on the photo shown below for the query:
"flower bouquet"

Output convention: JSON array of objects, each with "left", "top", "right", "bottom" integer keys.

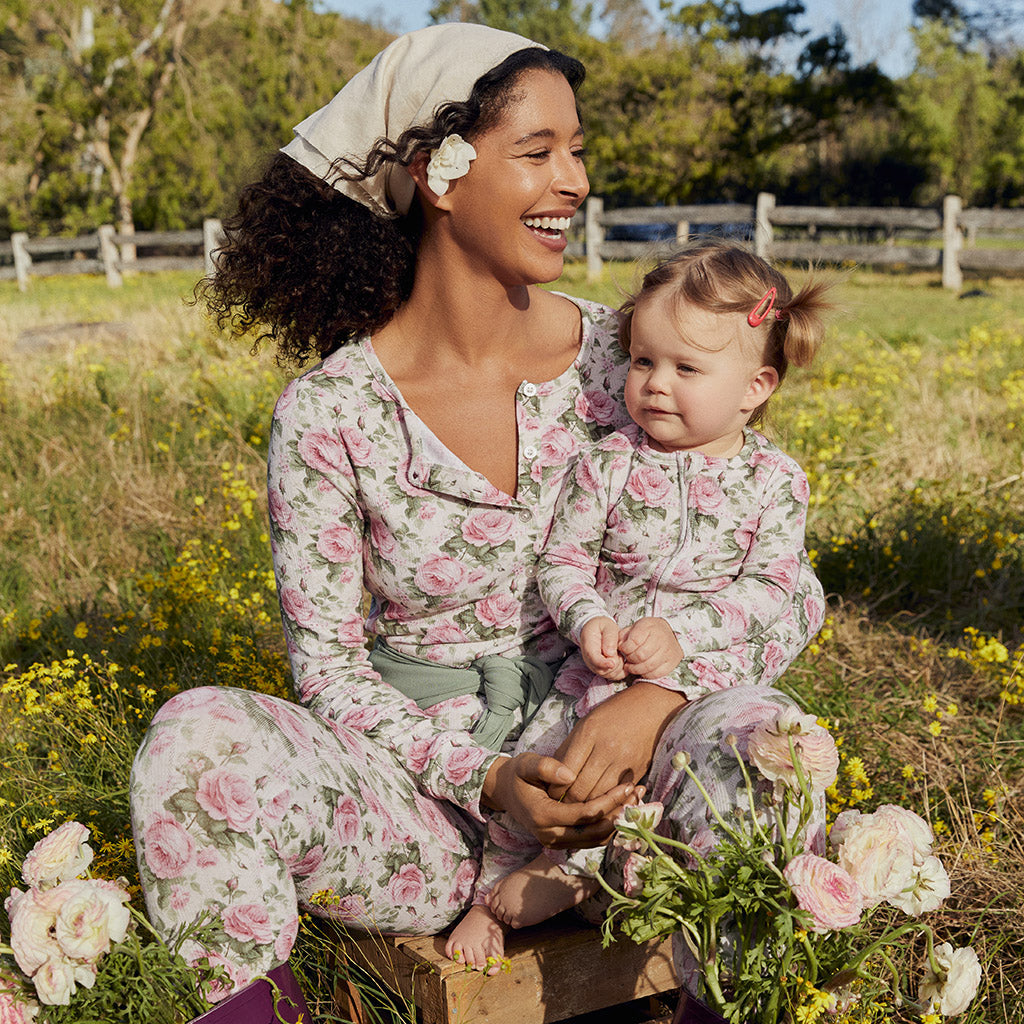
[
  {"left": 599, "top": 709, "right": 982, "bottom": 1024},
  {"left": 1, "top": 821, "right": 231, "bottom": 1023}
]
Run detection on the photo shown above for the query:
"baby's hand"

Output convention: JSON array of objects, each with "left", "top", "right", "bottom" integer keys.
[
  {"left": 618, "top": 617, "right": 683, "bottom": 679},
  {"left": 580, "top": 617, "right": 626, "bottom": 680}
]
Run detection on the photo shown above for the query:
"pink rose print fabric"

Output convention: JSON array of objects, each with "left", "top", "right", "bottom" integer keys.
[
  {"left": 130, "top": 298, "right": 826, "bottom": 999},
  {"left": 537, "top": 423, "right": 826, "bottom": 699}
]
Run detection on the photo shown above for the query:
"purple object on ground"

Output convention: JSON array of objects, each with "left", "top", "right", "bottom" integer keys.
[{"left": 188, "top": 962, "right": 311, "bottom": 1023}]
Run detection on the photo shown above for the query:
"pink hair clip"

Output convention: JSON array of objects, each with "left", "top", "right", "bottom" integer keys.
[{"left": 747, "top": 286, "right": 777, "bottom": 327}]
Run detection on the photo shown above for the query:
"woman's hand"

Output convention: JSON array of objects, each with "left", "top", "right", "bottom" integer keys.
[
  {"left": 482, "top": 752, "right": 637, "bottom": 849},
  {"left": 550, "top": 682, "right": 688, "bottom": 802}
]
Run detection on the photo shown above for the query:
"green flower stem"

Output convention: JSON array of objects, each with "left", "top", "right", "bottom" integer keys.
[
  {"left": 730, "top": 740, "right": 775, "bottom": 849},
  {"left": 678, "top": 761, "right": 748, "bottom": 846}
]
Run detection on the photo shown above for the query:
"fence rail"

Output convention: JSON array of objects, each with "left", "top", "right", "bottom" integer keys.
[
  {"left": 580, "top": 193, "right": 1024, "bottom": 289},
  {"left": 5, "top": 198, "right": 1024, "bottom": 291},
  {"left": 2, "top": 220, "right": 224, "bottom": 290}
]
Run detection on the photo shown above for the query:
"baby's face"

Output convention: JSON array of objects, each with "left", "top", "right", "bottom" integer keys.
[{"left": 623, "top": 289, "right": 776, "bottom": 457}]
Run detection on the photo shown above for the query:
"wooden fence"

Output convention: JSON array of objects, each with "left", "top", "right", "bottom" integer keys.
[
  {"left": 5, "top": 196, "right": 1024, "bottom": 290},
  {"left": 579, "top": 193, "right": 1024, "bottom": 289},
  {"left": 2, "top": 219, "right": 224, "bottom": 290}
]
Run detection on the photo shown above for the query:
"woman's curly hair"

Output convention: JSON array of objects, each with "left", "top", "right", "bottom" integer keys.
[{"left": 201, "top": 46, "right": 585, "bottom": 366}]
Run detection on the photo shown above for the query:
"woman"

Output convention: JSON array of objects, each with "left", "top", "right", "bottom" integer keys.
[{"left": 129, "top": 22, "right": 823, "bottom": 998}]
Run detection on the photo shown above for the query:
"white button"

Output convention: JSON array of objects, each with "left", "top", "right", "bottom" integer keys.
[
  {"left": 519, "top": 509, "right": 532, "bottom": 522},
  {"left": 523, "top": 446, "right": 538, "bottom": 459},
  {"left": 524, "top": 564, "right": 537, "bottom": 579},
  {"left": 522, "top": 382, "right": 537, "bottom": 397}
]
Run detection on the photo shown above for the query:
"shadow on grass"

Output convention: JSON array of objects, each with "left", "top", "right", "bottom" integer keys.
[{"left": 810, "top": 487, "right": 1023, "bottom": 641}]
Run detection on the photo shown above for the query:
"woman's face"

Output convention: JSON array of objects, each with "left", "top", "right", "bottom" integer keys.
[{"left": 438, "top": 68, "right": 589, "bottom": 286}]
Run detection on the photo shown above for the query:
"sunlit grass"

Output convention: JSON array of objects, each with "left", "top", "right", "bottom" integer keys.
[{"left": 2, "top": 265, "right": 1023, "bottom": 1022}]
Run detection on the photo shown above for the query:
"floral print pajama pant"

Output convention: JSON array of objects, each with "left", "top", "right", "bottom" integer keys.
[{"left": 130, "top": 682, "right": 800, "bottom": 995}]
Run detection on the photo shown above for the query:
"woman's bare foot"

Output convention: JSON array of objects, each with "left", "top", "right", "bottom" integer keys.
[
  {"left": 488, "top": 853, "right": 601, "bottom": 929},
  {"left": 444, "top": 905, "right": 508, "bottom": 975}
]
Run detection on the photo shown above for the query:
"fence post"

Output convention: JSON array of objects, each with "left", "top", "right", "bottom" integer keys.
[
  {"left": 754, "top": 192, "right": 775, "bottom": 259},
  {"left": 203, "top": 218, "right": 224, "bottom": 279},
  {"left": 586, "top": 196, "right": 605, "bottom": 281},
  {"left": 12, "top": 232, "right": 32, "bottom": 291},
  {"left": 675, "top": 220, "right": 689, "bottom": 244},
  {"left": 98, "top": 225, "right": 123, "bottom": 288},
  {"left": 942, "top": 195, "right": 963, "bottom": 291}
]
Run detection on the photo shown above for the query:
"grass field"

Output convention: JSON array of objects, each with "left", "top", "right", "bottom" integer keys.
[{"left": 1, "top": 263, "right": 1022, "bottom": 1022}]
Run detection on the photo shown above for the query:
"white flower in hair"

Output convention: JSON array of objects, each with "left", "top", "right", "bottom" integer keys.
[{"left": 426, "top": 134, "right": 477, "bottom": 196}]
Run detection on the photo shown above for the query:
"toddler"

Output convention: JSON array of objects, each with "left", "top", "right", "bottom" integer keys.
[{"left": 447, "top": 240, "right": 830, "bottom": 970}]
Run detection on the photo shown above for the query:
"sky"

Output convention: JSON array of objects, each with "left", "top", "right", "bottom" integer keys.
[{"left": 321, "top": 0, "right": 918, "bottom": 78}]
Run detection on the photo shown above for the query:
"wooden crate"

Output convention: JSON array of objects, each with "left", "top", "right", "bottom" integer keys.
[{"left": 333, "top": 915, "right": 678, "bottom": 1024}]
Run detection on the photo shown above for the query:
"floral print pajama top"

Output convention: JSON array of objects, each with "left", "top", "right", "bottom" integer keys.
[
  {"left": 267, "top": 296, "right": 634, "bottom": 818},
  {"left": 537, "top": 423, "right": 826, "bottom": 699}
]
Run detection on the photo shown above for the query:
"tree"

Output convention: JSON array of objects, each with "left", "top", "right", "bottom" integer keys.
[
  {"left": 429, "top": 0, "right": 594, "bottom": 51},
  {"left": 13, "top": 0, "right": 204, "bottom": 243},
  {"left": 900, "top": 19, "right": 1004, "bottom": 202}
]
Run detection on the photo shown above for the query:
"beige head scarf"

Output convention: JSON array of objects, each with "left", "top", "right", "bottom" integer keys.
[{"left": 281, "top": 23, "right": 546, "bottom": 219}]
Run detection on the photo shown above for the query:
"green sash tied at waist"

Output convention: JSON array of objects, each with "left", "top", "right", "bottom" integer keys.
[{"left": 369, "top": 639, "right": 556, "bottom": 751}]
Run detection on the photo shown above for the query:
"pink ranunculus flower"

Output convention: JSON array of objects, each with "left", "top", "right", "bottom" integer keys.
[
  {"left": 195, "top": 768, "right": 259, "bottom": 832},
  {"left": 747, "top": 708, "right": 839, "bottom": 794},
  {"left": 21, "top": 822, "right": 93, "bottom": 889},
  {"left": 415, "top": 554, "right": 467, "bottom": 596},
  {"left": 0, "top": 974, "right": 40, "bottom": 1023},
  {"left": 625, "top": 465, "right": 672, "bottom": 506},
  {"left": 53, "top": 878, "right": 130, "bottom": 962},
  {"left": 316, "top": 522, "right": 360, "bottom": 563},
  {"left": 622, "top": 853, "right": 650, "bottom": 897},
  {"left": 143, "top": 815, "right": 196, "bottom": 879},
  {"left": 918, "top": 943, "right": 981, "bottom": 1016},
  {"left": 221, "top": 903, "right": 274, "bottom": 945},
  {"left": 387, "top": 863, "right": 426, "bottom": 906},
  {"left": 783, "top": 853, "right": 863, "bottom": 933},
  {"left": 461, "top": 509, "right": 516, "bottom": 547}
]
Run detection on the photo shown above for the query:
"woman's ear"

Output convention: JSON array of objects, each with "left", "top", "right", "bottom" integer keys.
[
  {"left": 742, "top": 365, "right": 780, "bottom": 413},
  {"left": 407, "top": 150, "right": 454, "bottom": 212}
]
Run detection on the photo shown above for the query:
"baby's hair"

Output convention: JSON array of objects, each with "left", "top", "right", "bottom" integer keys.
[{"left": 619, "top": 240, "right": 832, "bottom": 425}]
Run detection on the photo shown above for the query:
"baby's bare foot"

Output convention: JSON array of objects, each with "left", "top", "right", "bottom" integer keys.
[
  {"left": 444, "top": 905, "right": 508, "bottom": 975},
  {"left": 488, "top": 854, "right": 600, "bottom": 929}
]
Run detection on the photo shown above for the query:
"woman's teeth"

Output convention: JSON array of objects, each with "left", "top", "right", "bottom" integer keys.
[{"left": 523, "top": 216, "right": 571, "bottom": 232}]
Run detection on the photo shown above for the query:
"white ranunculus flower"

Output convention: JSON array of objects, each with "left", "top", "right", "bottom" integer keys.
[
  {"left": 20, "top": 822, "right": 93, "bottom": 889},
  {"left": 29, "top": 959, "right": 76, "bottom": 1007},
  {"left": 888, "top": 854, "right": 950, "bottom": 916},
  {"left": 426, "top": 134, "right": 477, "bottom": 197},
  {"left": 53, "top": 878, "right": 131, "bottom": 963},
  {"left": 874, "top": 804, "right": 934, "bottom": 861},
  {"left": 830, "top": 810, "right": 915, "bottom": 908},
  {"left": 918, "top": 943, "right": 982, "bottom": 1015}
]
